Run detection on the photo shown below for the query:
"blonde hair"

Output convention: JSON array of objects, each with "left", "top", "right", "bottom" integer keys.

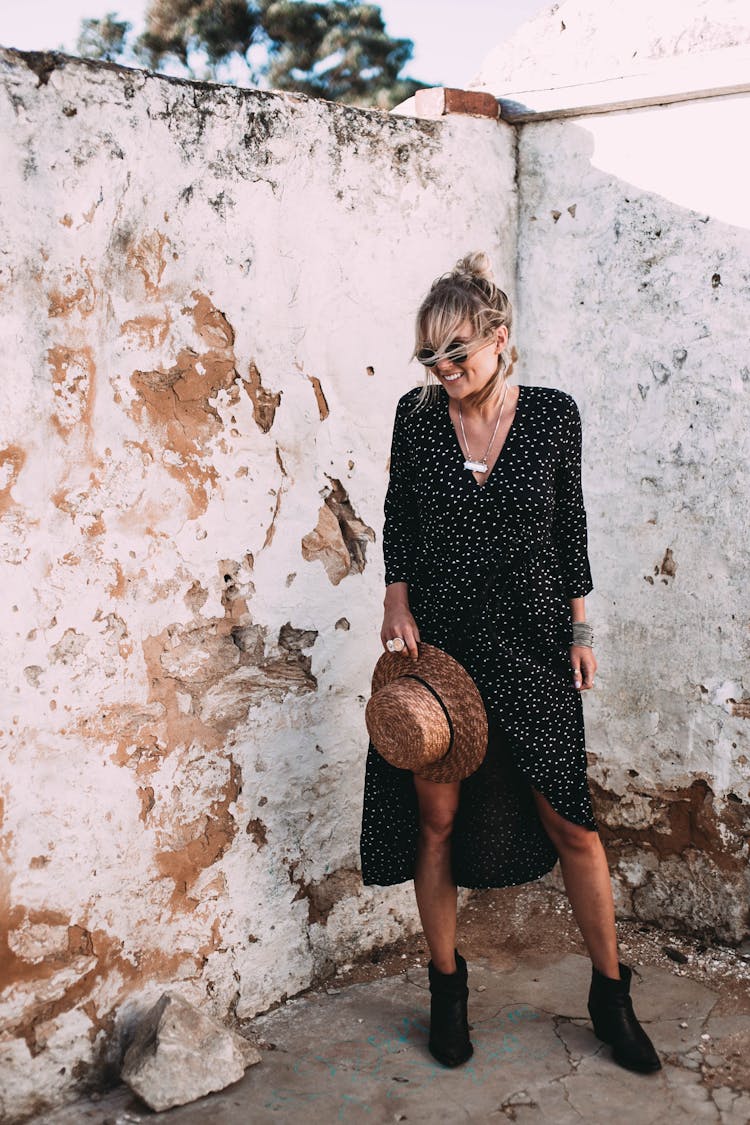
[{"left": 409, "top": 251, "right": 513, "bottom": 412}]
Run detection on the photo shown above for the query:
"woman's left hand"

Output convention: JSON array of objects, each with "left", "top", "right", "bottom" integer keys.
[{"left": 570, "top": 644, "right": 596, "bottom": 690}]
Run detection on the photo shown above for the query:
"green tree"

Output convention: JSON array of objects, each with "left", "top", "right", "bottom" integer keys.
[
  {"left": 76, "top": 0, "right": 431, "bottom": 109},
  {"left": 75, "top": 12, "right": 132, "bottom": 62}
]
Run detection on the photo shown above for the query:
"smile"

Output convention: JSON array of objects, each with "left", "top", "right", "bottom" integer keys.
[{"left": 443, "top": 372, "right": 464, "bottom": 382}]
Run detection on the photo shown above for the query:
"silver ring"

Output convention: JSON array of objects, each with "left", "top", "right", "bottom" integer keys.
[{"left": 386, "top": 637, "right": 406, "bottom": 653}]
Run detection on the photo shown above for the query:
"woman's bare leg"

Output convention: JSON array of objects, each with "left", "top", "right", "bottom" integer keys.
[
  {"left": 413, "top": 775, "right": 461, "bottom": 974},
  {"left": 531, "top": 787, "right": 620, "bottom": 978}
]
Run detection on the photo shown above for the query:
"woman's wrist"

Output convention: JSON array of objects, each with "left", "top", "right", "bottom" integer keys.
[
  {"left": 569, "top": 594, "right": 586, "bottom": 623},
  {"left": 571, "top": 620, "right": 594, "bottom": 648},
  {"left": 384, "top": 581, "right": 409, "bottom": 607}
]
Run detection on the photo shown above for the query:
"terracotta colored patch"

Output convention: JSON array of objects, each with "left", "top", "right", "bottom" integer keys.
[
  {"left": 301, "top": 503, "right": 350, "bottom": 584},
  {"left": 119, "top": 311, "right": 173, "bottom": 350},
  {"left": 592, "top": 777, "right": 749, "bottom": 874},
  {"left": 246, "top": 818, "right": 268, "bottom": 848},
  {"left": 243, "top": 360, "right": 281, "bottom": 432},
  {"left": 47, "top": 345, "right": 96, "bottom": 437},
  {"left": 307, "top": 374, "right": 329, "bottom": 420},
  {"left": 67, "top": 926, "right": 93, "bottom": 956},
  {"left": 301, "top": 477, "right": 375, "bottom": 584},
  {"left": 129, "top": 293, "right": 242, "bottom": 516},
  {"left": 0, "top": 445, "right": 26, "bottom": 513},
  {"left": 3, "top": 917, "right": 188, "bottom": 1055},
  {"left": 190, "top": 291, "right": 235, "bottom": 349},
  {"left": 48, "top": 264, "right": 96, "bottom": 318},
  {"left": 154, "top": 758, "right": 241, "bottom": 908},
  {"left": 127, "top": 230, "right": 168, "bottom": 295},
  {"left": 107, "top": 559, "right": 127, "bottom": 598},
  {"left": 137, "top": 785, "right": 155, "bottom": 822},
  {"left": 288, "top": 865, "right": 361, "bottom": 926}
]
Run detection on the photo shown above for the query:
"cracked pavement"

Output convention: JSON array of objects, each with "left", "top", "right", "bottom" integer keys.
[{"left": 37, "top": 950, "right": 750, "bottom": 1124}]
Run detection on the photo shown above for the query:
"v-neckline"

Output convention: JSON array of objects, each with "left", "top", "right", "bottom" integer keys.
[{"left": 443, "top": 383, "right": 525, "bottom": 489}]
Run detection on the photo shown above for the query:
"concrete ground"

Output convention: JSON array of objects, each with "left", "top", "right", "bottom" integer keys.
[{"left": 34, "top": 883, "right": 750, "bottom": 1124}]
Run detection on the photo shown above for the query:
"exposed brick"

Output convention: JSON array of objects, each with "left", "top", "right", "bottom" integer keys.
[{"left": 414, "top": 87, "right": 499, "bottom": 120}]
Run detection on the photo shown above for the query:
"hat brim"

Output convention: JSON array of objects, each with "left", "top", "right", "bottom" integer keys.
[{"left": 370, "top": 641, "right": 488, "bottom": 782}]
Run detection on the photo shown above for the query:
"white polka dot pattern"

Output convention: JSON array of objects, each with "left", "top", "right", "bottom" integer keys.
[{"left": 360, "top": 384, "right": 598, "bottom": 889}]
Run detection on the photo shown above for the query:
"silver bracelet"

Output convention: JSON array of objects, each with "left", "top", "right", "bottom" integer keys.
[{"left": 571, "top": 621, "right": 594, "bottom": 648}]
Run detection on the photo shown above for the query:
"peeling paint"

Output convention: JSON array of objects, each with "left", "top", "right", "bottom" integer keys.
[
  {"left": 244, "top": 360, "right": 281, "bottom": 433},
  {"left": 289, "top": 866, "right": 362, "bottom": 927},
  {"left": 659, "top": 547, "right": 677, "bottom": 577},
  {"left": 593, "top": 778, "right": 749, "bottom": 872},
  {"left": 126, "top": 230, "right": 169, "bottom": 295},
  {"left": 0, "top": 446, "right": 26, "bottom": 512},
  {"left": 47, "top": 344, "right": 96, "bottom": 437},
  {"left": 47, "top": 263, "right": 97, "bottom": 318},
  {"left": 129, "top": 291, "right": 242, "bottom": 515},
  {"left": 307, "top": 374, "right": 329, "bottom": 420},
  {"left": 154, "top": 757, "right": 241, "bottom": 908},
  {"left": 301, "top": 478, "right": 375, "bottom": 584},
  {"left": 301, "top": 502, "right": 351, "bottom": 584},
  {"left": 246, "top": 818, "right": 268, "bottom": 848}
]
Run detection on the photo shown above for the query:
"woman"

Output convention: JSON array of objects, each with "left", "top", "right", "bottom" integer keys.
[{"left": 359, "top": 251, "right": 661, "bottom": 1075}]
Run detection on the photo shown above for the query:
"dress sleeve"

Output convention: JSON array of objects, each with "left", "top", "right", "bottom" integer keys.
[
  {"left": 551, "top": 395, "right": 594, "bottom": 599},
  {"left": 382, "top": 397, "right": 418, "bottom": 587}
]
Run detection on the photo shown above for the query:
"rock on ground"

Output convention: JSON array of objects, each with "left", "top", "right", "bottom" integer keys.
[{"left": 121, "top": 991, "right": 261, "bottom": 1111}]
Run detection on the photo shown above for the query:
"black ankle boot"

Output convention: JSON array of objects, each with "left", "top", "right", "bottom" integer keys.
[
  {"left": 588, "top": 961, "right": 662, "bottom": 1073},
  {"left": 427, "top": 949, "right": 473, "bottom": 1067}
]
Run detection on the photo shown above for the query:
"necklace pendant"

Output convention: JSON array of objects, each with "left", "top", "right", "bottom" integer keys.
[{"left": 464, "top": 459, "right": 488, "bottom": 472}]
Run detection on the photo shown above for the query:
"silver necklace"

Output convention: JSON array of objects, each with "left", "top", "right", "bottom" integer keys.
[{"left": 458, "top": 381, "right": 509, "bottom": 473}]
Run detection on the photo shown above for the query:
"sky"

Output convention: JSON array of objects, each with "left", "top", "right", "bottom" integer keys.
[{"left": 0, "top": 0, "right": 550, "bottom": 88}]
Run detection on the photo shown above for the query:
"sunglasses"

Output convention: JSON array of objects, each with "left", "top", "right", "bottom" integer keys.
[{"left": 416, "top": 335, "right": 492, "bottom": 367}]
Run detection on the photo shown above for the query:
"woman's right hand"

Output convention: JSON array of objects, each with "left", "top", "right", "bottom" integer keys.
[{"left": 382, "top": 583, "right": 420, "bottom": 660}]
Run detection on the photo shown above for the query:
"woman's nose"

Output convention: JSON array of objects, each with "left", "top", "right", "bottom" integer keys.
[{"left": 436, "top": 358, "right": 460, "bottom": 374}]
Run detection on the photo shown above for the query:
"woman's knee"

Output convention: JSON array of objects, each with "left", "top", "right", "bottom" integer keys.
[
  {"left": 418, "top": 809, "right": 456, "bottom": 844},
  {"left": 414, "top": 776, "right": 459, "bottom": 844},
  {"left": 531, "top": 786, "right": 600, "bottom": 852},
  {"left": 553, "top": 821, "right": 600, "bottom": 853}
]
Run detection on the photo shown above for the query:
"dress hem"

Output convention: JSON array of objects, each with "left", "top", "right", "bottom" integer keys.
[{"left": 360, "top": 851, "right": 560, "bottom": 891}]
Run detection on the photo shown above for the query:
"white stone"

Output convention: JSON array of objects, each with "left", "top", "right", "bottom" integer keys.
[{"left": 121, "top": 992, "right": 261, "bottom": 1111}]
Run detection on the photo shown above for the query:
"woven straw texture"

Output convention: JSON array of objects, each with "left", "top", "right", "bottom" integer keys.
[{"left": 366, "top": 641, "right": 488, "bottom": 782}]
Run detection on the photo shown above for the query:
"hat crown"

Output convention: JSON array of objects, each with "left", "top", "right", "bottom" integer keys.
[
  {"left": 365, "top": 678, "right": 451, "bottom": 772},
  {"left": 366, "top": 641, "right": 488, "bottom": 783}
]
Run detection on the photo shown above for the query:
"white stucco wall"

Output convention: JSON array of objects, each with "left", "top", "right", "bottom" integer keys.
[
  {"left": 470, "top": 0, "right": 750, "bottom": 93},
  {"left": 514, "top": 92, "right": 750, "bottom": 938},
  {"left": 0, "top": 49, "right": 518, "bottom": 1122}
]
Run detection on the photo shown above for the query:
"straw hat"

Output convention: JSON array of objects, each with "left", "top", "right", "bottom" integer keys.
[{"left": 365, "top": 641, "right": 488, "bottom": 783}]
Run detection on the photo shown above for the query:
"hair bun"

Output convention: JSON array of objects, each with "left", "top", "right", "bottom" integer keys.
[{"left": 453, "top": 250, "right": 495, "bottom": 286}]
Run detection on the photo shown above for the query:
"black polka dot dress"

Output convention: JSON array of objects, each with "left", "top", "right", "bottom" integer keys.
[{"left": 359, "top": 383, "right": 598, "bottom": 889}]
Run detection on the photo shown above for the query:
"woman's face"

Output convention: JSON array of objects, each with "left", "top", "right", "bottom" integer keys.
[{"left": 431, "top": 318, "right": 508, "bottom": 399}]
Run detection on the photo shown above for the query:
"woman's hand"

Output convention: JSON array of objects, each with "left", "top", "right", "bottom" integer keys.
[
  {"left": 382, "top": 583, "right": 421, "bottom": 660},
  {"left": 570, "top": 644, "right": 596, "bottom": 690}
]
